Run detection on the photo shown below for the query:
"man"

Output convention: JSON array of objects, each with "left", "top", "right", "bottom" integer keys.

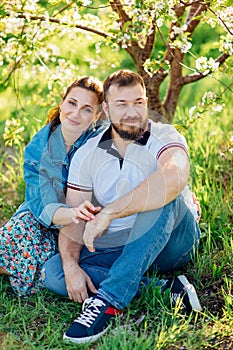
[{"left": 43, "top": 70, "right": 201, "bottom": 344}]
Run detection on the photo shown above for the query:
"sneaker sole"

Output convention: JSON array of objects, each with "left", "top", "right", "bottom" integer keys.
[
  {"left": 178, "top": 275, "right": 202, "bottom": 312},
  {"left": 63, "top": 324, "right": 111, "bottom": 344}
]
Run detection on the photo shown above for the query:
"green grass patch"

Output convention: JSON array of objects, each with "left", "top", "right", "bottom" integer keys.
[{"left": 0, "top": 103, "right": 232, "bottom": 348}]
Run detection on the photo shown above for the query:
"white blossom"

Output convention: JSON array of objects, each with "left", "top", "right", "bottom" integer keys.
[
  {"left": 95, "top": 42, "right": 102, "bottom": 54},
  {"left": 88, "top": 58, "right": 98, "bottom": 69},
  {"left": 170, "top": 37, "right": 192, "bottom": 53},
  {"left": 113, "top": 21, "right": 121, "bottom": 30},
  {"left": 121, "top": 43, "right": 128, "bottom": 49},
  {"left": 154, "top": 1, "right": 166, "bottom": 12},
  {"left": 82, "top": 0, "right": 92, "bottom": 5},
  {"left": 202, "top": 91, "right": 216, "bottom": 103},
  {"left": 220, "top": 34, "right": 233, "bottom": 55},
  {"left": 196, "top": 57, "right": 219, "bottom": 75},
  {"left": 156, "top": 18, "right": 163, "bottom": 28},
  {"left": 24, "top": 0, "right": 39, "bottom": 13},
  {"left": 170, "top": 25, "right": 185, "bottom": 39},
  {"left": 189, "top": 106, "right": 197, "bottom": 118},
  {"left": 212, "top": 105, "right": 223, "bottom": 112}
]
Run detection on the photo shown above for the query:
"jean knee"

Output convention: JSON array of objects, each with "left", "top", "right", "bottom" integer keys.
[
  {"left": 42, "top": 254, "right": 68, "bottom": 296},
  {"left": 41, "top": 260, "right": 55, "bottom": 291}
]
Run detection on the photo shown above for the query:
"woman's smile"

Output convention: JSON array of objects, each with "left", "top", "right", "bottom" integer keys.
[{"left": 66, "top": 117, "right": 81, "bottom": 126}]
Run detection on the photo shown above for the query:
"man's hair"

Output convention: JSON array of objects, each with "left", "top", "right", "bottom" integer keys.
[
  {"left": 46, "top": 76, "right": 104, "bottom": 131},
  {"left": 103, "top": 70, "right": 145, "bottom": 102}
]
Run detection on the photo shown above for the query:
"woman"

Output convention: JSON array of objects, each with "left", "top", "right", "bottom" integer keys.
[{"left": 0, "top": 76, "right": 107, "bottom": 296}]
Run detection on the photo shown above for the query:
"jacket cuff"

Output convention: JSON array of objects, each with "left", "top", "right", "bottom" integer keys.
[{"left": 38, "top": 203, "right": 69, "bottom": 228}]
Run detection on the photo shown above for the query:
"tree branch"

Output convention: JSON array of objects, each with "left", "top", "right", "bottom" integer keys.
[
  {"left": 110, "top": 0, "right": 131, "bottom": 24},
  {"left": 207, "top": 6, "right": 233, "bottom": 35},
  {"left": 109, "top": 1, "right": 144, "bottom": 64},
  {"left": 8, "top": 12, "right": 110, "bottom": 38},
  {"left": 181, "top": 53, "right": 230, "bottom": 85},
  {"left": 142, "top": 21, "right": 156, "bottom": 61},
  {"left": 3, "top": 16, "right": 27, "bottom": 85},
  {"left": 53, "top": 1, "right": 74, "bottom": 17},
  {"left": 127, "top": 20, "right": 156, "bottom": 67},
  {"left": 185, "top": 2, "right": 209, "bottom": 35},
  {"left": 179, "top": 0, "right": 233, "bottom": 35}
]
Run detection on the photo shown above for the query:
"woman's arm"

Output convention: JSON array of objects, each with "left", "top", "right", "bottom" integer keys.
[
  {"left": 23, "top": 125, "right": 68, "bottom": 227},
  {"left": 53, "top": 200, "right": 101, "bottom": 226}
]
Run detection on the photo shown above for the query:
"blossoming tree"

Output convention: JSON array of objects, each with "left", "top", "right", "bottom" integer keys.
[{"left": 0, "top": 0, "right": 232, "bottom": 122}]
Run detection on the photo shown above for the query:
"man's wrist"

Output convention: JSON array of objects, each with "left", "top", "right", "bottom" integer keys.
[
  {"left": 63, "top": 259, "right": 80, "bottom": 272},
  {"left": 101, "top": 204, "right": 117, "bottom": 220}
]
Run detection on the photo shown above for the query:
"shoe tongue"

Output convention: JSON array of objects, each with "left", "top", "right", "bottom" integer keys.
[
  {"left": 91, "top": 296, "right": 107, "bottom": 308},
  {"left": 95, "top": 295, "right": 107, "bottom": 303},
  {"left": 95, "top": 296, "right": 105, "bottom": 301}
]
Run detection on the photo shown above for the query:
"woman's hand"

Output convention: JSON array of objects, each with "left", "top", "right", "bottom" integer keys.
[{"left": 72, "top": 200, "right": 101, "bottom": 224}]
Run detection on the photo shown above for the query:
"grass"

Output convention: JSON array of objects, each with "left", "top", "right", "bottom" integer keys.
[{"left": 0, "top": 104, "right": 232, "bottom": 349}]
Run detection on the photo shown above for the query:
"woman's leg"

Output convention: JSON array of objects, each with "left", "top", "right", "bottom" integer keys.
[{"left": 0, "top": 212, "right": 58, "bottom": 295}]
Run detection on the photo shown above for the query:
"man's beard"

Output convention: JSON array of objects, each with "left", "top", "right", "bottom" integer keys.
[{"left": 111, "top": 120, "right": 147, "bottom": 141}]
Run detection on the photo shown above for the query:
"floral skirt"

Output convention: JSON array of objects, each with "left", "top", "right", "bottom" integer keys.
[{"left": 0, "top": 212, "right": 58, "bottom": 296}]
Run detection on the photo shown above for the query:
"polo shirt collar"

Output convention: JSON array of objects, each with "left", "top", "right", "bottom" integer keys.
[{"left": 98, "top": 121, "right": 151, "bottom": 151}]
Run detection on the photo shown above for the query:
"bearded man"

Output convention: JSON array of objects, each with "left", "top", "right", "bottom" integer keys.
[{"left": 43, "top": 70, "right": 202, "bottom": 345}]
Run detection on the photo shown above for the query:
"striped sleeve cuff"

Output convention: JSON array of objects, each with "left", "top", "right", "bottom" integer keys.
[
  {"left": 67, "top": 182, "right": 93, "bottom": 192},
  {"left": 156, "top": 142, "right": 189, "bottom": 159}
]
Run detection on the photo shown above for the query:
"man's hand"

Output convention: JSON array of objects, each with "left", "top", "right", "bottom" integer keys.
[
  {"left": 83, "top": 211, "right": 112, "bottom": 252},
  {"left": 72, "top": 200, "right": 101, "bottom": 224},
  {"left": 64, "top": 263, "right": 98, "bottom": 303}
]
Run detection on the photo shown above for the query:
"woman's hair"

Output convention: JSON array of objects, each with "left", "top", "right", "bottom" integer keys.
[
  {"left": 103, "top": 69, "right": 145, "bottom": 102},
  {"left": 46, "top": 76, "right": 104, "bottom": 131}
]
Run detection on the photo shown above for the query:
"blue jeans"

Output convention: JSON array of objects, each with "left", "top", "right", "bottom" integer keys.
[{"left": 43, "top": 195, "right": 200, "bottom": 308}]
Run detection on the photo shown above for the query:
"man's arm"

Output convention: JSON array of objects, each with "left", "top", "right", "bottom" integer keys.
[
  {"left": 106, "top": 147, "right": 189, "bottom": 216},
  {"left": 59, "top": 189, "right": 98, "bottom": 302},
  {"left": 83, "top": 147, "right": 190, "bottom": 251}
]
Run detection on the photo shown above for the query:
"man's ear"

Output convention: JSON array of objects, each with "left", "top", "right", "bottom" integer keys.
[{"left": 102, "top": 101, "right": 109, "bottom": 117}]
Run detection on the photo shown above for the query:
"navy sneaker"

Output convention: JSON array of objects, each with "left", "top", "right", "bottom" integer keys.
[
  {"left": 63, "top": 296, "right": 122, "bottom": 344},
  {"left": 163, "top": 275, "right": 202, "bottom": 313}
]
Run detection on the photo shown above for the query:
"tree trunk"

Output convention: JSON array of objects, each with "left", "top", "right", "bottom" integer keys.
[{"left": 163, "top": 50, "right": 185, "bottom": 122}]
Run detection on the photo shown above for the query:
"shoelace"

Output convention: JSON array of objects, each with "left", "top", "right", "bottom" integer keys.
[
  {"left": 82, "top": 297, "right": 93, "bottom": 312},
  {"left": 171, "top": 291, "right": 187, "bottom": 309},
  {"left": 75, "top": 298, "right": 106, "bottom": 328}
]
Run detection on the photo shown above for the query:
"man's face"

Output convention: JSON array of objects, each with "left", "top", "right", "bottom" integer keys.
[{"left": 103, "top": 83, "right": 148, "bottom": 140}]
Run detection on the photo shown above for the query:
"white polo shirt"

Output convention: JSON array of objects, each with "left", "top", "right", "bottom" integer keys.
[{"left": 67, "top": 120, "right": 194, "bottom": 247}]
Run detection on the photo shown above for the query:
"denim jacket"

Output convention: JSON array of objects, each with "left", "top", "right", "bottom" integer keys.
[{"left": 15, "top": 121, "right": 108, "bottom": 228}]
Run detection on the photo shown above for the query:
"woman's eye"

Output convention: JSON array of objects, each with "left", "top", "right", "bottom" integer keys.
[
  {"left": 69, "top": 101, "right": 76, "bottom": 106},
  {"left": 83, "top": 107, "right": 93, "bottom": 114}
]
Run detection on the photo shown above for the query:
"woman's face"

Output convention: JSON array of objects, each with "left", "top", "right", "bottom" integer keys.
[{"left": 60, "top": 87, "right": 99, "bottom": 134}]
